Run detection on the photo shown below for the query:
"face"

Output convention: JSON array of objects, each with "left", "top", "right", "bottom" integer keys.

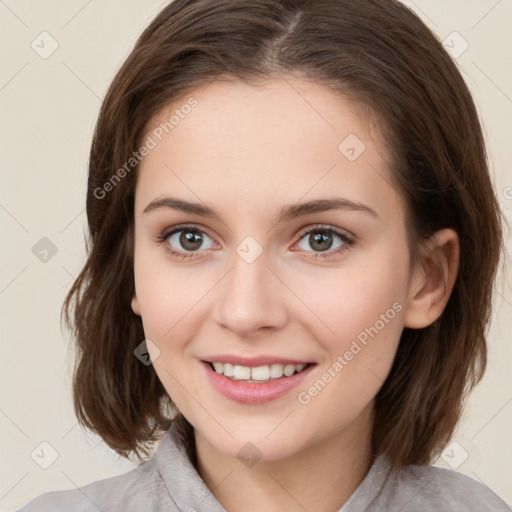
[{"left": 131, "top": 76, "right": 414, "bottom": 462}]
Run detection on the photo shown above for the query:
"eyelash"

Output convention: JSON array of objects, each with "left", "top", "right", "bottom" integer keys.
[{"left": 156, "top": 223, "right": 356, "bottom": 261}]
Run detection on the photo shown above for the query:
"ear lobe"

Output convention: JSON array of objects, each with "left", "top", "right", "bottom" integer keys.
[
  {"left": 403, "top": 228, "right": 460, "bottom": 329},
  {"left": 131, "top": 293, "right": 141, "bottom": 316}
]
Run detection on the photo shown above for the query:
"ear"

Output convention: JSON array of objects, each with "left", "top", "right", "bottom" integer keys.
[
  {"left": 131, "top": 291, "right": 141, "bottom": 316},
  {"left": 403, "top": 228, "right": 460, "bottom": 329}
]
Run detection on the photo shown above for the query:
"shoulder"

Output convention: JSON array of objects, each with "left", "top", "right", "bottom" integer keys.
[
  {"left": 388, "top": 462, "right": 511, "bottom": 511},
  {"left": 15, "top": 457, "right": 177, "bottom": 512}
]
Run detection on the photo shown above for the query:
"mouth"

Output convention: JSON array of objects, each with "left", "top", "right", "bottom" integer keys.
[
  {"left": 205, "top": 360, "right": 312, "bottom": 383},
  {"left": 200, "top": 359, "right": 317, "bottom": 404}
]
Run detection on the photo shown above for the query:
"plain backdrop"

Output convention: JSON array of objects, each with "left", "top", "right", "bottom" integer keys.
[{"left": 1, "top": 1, "right": 511, "bottom": 510}]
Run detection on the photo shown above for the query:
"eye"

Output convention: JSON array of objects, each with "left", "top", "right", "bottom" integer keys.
[
  {"left": 156, "top": 224, "right": 216, "bottom": 260},
  {"left": 294, "top": 225, "right": 355, "bottom": 260},
  {"left": 156, "top": 223, "right": 355, "bottom": 261}
]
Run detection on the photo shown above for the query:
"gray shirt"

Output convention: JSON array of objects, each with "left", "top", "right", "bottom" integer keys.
[{"left": 16, "top": 424, "right": 510, "bottom": 511}]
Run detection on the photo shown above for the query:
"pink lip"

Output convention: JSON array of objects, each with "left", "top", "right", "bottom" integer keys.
[
  {"left": 202, "top": 354, "right": 313, "bottom": 366},
  {"left": 200, "top": 360, "right": 316, "bottom": 405}
]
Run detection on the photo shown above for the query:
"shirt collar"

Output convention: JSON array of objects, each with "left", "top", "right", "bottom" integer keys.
[
  {"left": 154, "top": 423, "right": 226, "bottom": 511},
  {"left": 154, "top": 423, "right": 393, "bottom": 512}
]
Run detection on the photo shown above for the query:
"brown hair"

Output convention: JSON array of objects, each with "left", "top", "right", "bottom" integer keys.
[{"left": 62, "top": 0, "right": 508, "bottom": 468}]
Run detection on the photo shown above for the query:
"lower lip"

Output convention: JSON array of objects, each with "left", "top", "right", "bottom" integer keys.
[{"left": 200, "top": 360, "right": 316, "bottom": 405}]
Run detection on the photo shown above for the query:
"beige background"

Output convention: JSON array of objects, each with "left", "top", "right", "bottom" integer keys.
[{"left": 1, "top": 1, "right": 511, "bottom": 510}]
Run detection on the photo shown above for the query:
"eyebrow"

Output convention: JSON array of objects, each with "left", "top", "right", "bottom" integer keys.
[{"left": 142, "top": 196, "right": 379, "bottom": 222}]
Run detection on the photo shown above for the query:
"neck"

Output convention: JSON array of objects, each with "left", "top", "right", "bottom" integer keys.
[{"left": 194, "top": 405, "right": 374, "bottom": 512}]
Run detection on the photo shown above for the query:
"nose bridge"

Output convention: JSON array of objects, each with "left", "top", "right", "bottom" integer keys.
[{"left": 213, "top": 239, "right": 287, "bottom": 334}]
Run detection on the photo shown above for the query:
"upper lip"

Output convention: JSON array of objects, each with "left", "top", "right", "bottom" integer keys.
[{"left": 202, "top": 355, "right": 314, "bottom": 366}]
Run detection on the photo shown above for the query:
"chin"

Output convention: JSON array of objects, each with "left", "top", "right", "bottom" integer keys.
[{"left": 195, "top": 417, "right": 312, "bottom": 463}]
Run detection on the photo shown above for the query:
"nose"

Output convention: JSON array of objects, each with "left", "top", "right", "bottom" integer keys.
[{"left": 212, "top": 246, "right": 288, "bottom": 337}]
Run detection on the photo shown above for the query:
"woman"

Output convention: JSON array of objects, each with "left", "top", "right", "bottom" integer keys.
[{"left": 18, "top": 0, "right": 510, "bottom": 510}]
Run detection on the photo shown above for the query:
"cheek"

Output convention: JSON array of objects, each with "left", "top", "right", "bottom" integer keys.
[
  {"left": 294, "top": 267, "right": 404, "bottom": 428},
  {"left": 135, "top": 277, "right": 198, "bottom": 346},
  {"left": 133, "top": 247, "right": 217, "bottom": 350},
  {"left": 133, "top": 245, "right": 181, "bottom": 338},
  {"left": 297, "top": 250, "right": 406, "bottom": 351},
  {"left": 133, "top": 258, "right": 206, "bottom": 399}
]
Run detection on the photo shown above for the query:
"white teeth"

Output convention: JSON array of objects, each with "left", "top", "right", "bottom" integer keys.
[
  {"left": 209, "top": 362, "right": 309, "bottom": 381},
  {"left": 283, "top": 364, "right": 296, "bottom": 376},
  {"left": 269, "top": 364, "right": 284, "bottom": 378},
  {"left": 223, "top": 362, "right": 234, "bottom": 377},
  {"left": 233, "top": 365, "right": 251, "bottom": 380},
  {"left": 251, "top": 365, "right": 270, "bottom": 381}
]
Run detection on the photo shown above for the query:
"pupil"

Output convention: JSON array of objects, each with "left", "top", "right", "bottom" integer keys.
[{"left": 310, "top": 232, "right": 332, "bottom": 251}]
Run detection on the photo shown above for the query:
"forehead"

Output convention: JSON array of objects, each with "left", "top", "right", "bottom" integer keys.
[{"left": 136, "top": 76, "right": 401, "bottom": 223}]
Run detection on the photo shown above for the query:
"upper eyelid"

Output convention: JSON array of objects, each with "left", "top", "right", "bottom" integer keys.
[
  {"left": 162, "top": 223, "right": 216, "bottom": 241},
  {"left": 296, "top": 224, "right": 353, "bottom": 238}
]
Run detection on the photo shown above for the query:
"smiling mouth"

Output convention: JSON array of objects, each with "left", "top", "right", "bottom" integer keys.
[{"left": 206, "top": 361, "right": 313, "bottom": 383}]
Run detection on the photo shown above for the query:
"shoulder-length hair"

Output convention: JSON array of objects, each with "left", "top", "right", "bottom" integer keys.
[{"left": 62, "top": 0, "right": 507, "bottom": 467}]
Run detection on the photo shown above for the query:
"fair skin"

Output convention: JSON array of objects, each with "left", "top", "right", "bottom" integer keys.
[{"left": 131, "top": 75, "right": 459, "bottom": 512}]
